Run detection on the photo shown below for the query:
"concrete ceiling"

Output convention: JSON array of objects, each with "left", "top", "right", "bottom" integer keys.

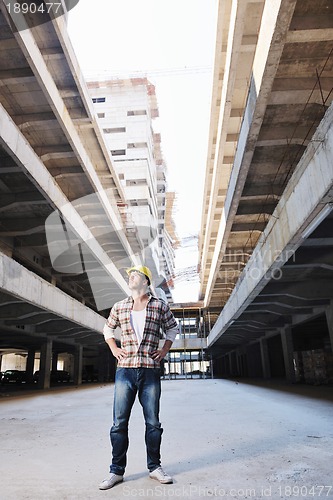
[{"left": 200, "top": 0, "right": 333, "bottom": 309}]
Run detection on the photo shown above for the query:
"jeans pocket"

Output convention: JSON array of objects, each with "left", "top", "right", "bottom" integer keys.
[{"left": 153, "top": 367, "right": 162, "bottom": 377}]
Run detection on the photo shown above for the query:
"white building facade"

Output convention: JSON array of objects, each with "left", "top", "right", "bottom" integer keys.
[{"left": 88, "top": 78, "right": 175, "bottom": 300}]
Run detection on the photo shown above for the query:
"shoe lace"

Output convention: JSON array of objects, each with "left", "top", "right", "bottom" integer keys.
[{"left": 157, "top": 467, "right": 168, "bottom": 476}]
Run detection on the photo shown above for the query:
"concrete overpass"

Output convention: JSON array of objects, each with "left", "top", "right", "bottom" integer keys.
[{"left": 199, "top": 0, "right": 333, "bottom": 382}]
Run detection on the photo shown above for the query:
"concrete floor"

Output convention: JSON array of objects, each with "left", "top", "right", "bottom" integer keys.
[{"left": 0, "top": 379, "right": 333, "bottom": 500}]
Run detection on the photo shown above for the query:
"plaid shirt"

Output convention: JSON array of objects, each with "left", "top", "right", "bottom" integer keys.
[{"left": 105, "top": 294, "right": 178, "bottom": 368}]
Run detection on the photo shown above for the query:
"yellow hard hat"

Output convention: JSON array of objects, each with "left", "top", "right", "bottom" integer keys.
[{"left": 126, "top": 265, "right": 152, "bottom": 285}]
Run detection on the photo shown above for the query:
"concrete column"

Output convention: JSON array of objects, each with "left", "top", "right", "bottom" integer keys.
[
  {"left": 227, "top": 353, "right": 232, "bottom": 376},
  {"left": 38, "top": 339, "right": 52, "bottom": 389},
  {"left": 230, "top": 352, "right": 238, "bottom": 376},
  {"left": 260, "top": 338, "right": 271, "bottom": 379},
  {"left": 26, "top": 349, "right": 36, "bottom": 384},
  {"left": 52, "top": 352, "right": 58, "bottom": 371},
  {"left": 213, "top": 358, "right": 220, "bottom": 377},
  {"left": 98, "top": 346, "right": 106, "bottom": 382},
  {"left": 209, "top": 352, "right": 214, "bottom": 379},
  {"left": 235, "top": 352, "right": 240, "bottom": 376},
  {"left": 281, "top": 326, "right": 296, "bottom": 383},
  {"left": 224, "top": 355, "right": 230, "bottom": 376},
  {"left": 73, "top": 345, "right": 83, "bottom": 385},
  {"left": 325, "top": 300, "right": 333, "bottom": 353}
]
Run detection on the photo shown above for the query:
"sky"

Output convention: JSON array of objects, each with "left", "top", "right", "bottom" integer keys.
[{"left": 67, "top": 0, "right": 218, "bottom": 301}]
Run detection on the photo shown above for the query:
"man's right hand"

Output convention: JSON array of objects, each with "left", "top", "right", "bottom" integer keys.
[{"left": 111, "top": 346, "right": 128, "bottom": 361}]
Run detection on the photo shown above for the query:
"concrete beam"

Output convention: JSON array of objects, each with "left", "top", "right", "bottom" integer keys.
[
  {"left": 286, "top": 28, "right": 333, "bottom": 43},
  {"left": 0, "top": 192, "right": 48, "bottom": 211},
  {"left": 246, "top": 304, "right": 313, "bottom": 316},
  {"left": 0, "top": 67, "right": 34, "bottom": 81},
  {"left": 13, "top": 233, "right": 46, "bottom": 247},
  {"left": 168, "top": 338, "right": 207, "bottom": 350},
  {"left": 40, "top": 151, "right": 76, "bottom": 161},
  {"left": 0, "top": 302, "right": 37, "bottom": 316},
  {"left": 268, "top": 90, "right": 331, "bottom": 106},
  {"left": 200, "top": 0, "right": 260, "bottom": 281},
  {"left": 263, "top": 280, "right": 333, "bottom": 300},
  {"left": 0, "top": 102, "right": 129, "bottom": 297},
  {"left": 203, "top": 0, "right": 298, "bottom": 306},
  {"left": 302, "top": 237, "right": 333, "bottom": 247},
  {"left": 252, "top": 295, "right": 329, "bottom": 308},
  {"left": 284, "top": 246, "right": 333, "bottom": 266},
  {"left": 13, "top": 112, "right": 56, "bottom": 124},
  {"left": 0, "top": 250, "right": 105, "bottom": 333},
  {"left": 5, "top": 314, "right": 62, "bottom": 326},
  {"left": 272, "top": 77, "right": 333, "bottom": 92}
]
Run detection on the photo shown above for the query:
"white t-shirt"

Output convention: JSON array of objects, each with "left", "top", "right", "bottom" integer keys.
[{"left": 130, "top": 308, "right": 147, "bottom": 345}]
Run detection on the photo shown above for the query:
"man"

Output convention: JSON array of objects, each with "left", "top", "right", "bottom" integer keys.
[{"left": 99, "top": 265, "right": 178, "bottom": 490}]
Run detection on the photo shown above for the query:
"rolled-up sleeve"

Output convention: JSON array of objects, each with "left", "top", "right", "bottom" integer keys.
[
  {"left": 103, "top": 305, "right": 119, "bottom": 340},
  {"left": 165, "top": 325, "right": 178, "bottom": 342},
  {"left": 161, "top": 304, "right": 178, "bottom": 343}
]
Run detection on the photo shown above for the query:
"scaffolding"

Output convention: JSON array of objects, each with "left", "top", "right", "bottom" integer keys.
[{"left": 163, "top": 307, "right": 212, "bottom": 380}]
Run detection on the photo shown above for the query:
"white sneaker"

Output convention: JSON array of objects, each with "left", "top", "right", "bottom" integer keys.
[
  {"left": 98, "top": 473, "right": 123, "bottom": 490},
  {"left": 149, "top": 466, "right": 173, "bottom": 484}
]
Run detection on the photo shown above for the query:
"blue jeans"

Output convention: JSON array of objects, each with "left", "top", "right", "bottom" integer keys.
[{"left": 110, "top": 367, "right": 163, "bottom": 475}]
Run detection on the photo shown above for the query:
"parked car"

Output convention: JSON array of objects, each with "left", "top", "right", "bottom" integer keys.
[
  {"left": 188, "top": 370, "right": 204, "bottom": 377},
  {"left": 51, "top": 370, "right": 70, "bottom": 383},
  {"left": 1, "top": 370, "right": 27, "bottom": 384},
  {"left": 82, "top": 368, "right": 98, "bottom": 382},
  {"left": 33, "top": 370, "right": 70, "bottom": 383}
]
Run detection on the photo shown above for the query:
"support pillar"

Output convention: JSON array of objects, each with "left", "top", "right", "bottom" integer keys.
[
  {"left": 73, "top": 345, "right": 83, "bottom": 385},
  {"left": 325, "top": 300, "right": 333, "bottom": 353},
  {"left": 225, "top": 353, "right": 230, "bottom": 376},
  {"left": 226, "top": 354, "right": 230, "bottom": 376},
  {"left": 38, "top": 339, "right": 52, "bottom": 389},
  {"left": 26, "top": 349, "right": 36, "bottom": 384},
  {"left": 281, "top": 326, "right": 296, "bottom": 383},
  {"left": 260, "top": 338, "right": 271, "bottom": 379},
  {"left": 229, "top": 352, "right": 237, "bottom": 376},
  {"left": 98, "top": 346, "right": 106, "bottom": 382},
  {"left": 52, "top": 352, "right": 58, "bottom": 371},
  {"left": 210, "top": 352, "right": 214, "bottom": 379}
]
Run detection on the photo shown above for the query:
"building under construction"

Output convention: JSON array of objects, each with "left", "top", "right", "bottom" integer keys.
[
  {"left": 0, "top": 0, "right": 333, "bottom": 496},
  {"left": 0, "top": 0, "right": 333, "bottom": 386},
  {"left": 199, "top": 0, "right": 333, "bottom": 386}
]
